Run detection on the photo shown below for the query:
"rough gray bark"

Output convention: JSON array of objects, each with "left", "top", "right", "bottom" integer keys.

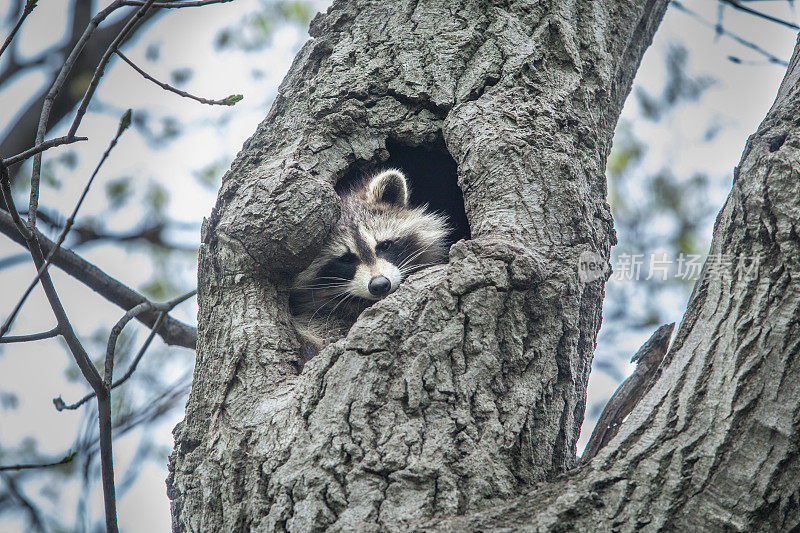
[
  {"left": 168, "top": 0, "right": 669, "bottom": 531},
  {"left": 581, "top": 322, "right": 673, "bottom": 464},
  {"left": 425, "top": 35, "right": 800, "bottom": 533}
]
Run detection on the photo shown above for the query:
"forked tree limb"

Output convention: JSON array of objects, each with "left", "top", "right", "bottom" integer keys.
[{"left": 0, "top": 210, "right": 197, "bottom": 349}]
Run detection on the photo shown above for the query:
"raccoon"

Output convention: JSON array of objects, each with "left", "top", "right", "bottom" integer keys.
[{"left": 290, "top": 169, "right": 450, "bottom": 356}]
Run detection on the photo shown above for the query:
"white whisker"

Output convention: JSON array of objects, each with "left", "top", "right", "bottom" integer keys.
[{"left": 306, "top": 290, "right": 349, "bottom": 327}]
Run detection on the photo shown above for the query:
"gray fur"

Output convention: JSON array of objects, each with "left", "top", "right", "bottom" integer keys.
[{"left": 291, "top": 169, "right": 449, "bottom": 354}]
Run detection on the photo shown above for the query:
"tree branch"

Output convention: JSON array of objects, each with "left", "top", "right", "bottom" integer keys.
[
  {"left": 122, "top": 0, "right": 234, "bottom": 8},
  {"left": 0, "top": 473, "right": 46, "bottom": 533},
  {"left": 116, "top": 50, "right": 242, "bottom": 106},
  {"left": 581, "top": 322, "right": 675, "bottom": 463},
  {"left": 0, "top": 210, "right": 197, "bottom": 349},
  {"left": 673, "top": 0, "right": 789, "bottom": 66},
  {"left": 57, "top": 290, "right": 196, "bottom": 411},
  {"left": 0, "top": 452, "right": 76, "bottom": 472},
  {"left": 0, "top": 0, "right": 37, "bottom": 60},
  {"left": 66, "top": 0, "right": 156, "bottom": 139},
  {"left": 2, "top": 135, "right": 88, "bottom": 167},
  {"left": 720, "top": 0, "right": 800, "bottom": 30},
  {"left": 0, "top": 327, "right": 59, "bottom": 343},
  {"left": 26, "top": 0, "right": 131, "bottom": 227},
  {"left": 2, "top": 111, "right": 131, "bottom": 339},
  {"left": 0, "top": 162, "right": 31, "bottom": 240},
  {"left": 0, "top": 2, "right": 156, "bottom": 176}
]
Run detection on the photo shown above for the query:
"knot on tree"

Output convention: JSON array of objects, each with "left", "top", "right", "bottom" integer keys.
[{"left": 213, "top": 166, "right": 341, "bottom": 274}]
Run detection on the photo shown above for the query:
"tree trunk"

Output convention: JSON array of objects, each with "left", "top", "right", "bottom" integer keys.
[
  {"left": 168, "top": 0, "right": 670, "bottom": 530},
  {"left": 425, "top": 35, "right": 800, "bottom": 533}
]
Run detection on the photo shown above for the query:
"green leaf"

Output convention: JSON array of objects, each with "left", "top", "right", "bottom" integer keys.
[
  {"left": 170, "top": 68, "right": 193, "bottom": 85},
  {"left": 120, "top": 109, "right": 133, "bottom": 132},
  {"left": 145, "top": 182, "right": 169, "bottom": 214},
  {"left": 276, "top": 1, "right": 314, "bottom": 25},
  {"left": 224, "top": 94, "right": 244, "bottom": 106},
  {"left": 193, "top": 158, "right": 228, "bottom": 189},
  {"left": 105, "top": 177, "right": 132, "bottom": 209}
]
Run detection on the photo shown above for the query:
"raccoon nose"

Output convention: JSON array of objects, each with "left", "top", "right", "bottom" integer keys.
[{"left": 368, "top": 276, "right": 392, "bottom": 297}]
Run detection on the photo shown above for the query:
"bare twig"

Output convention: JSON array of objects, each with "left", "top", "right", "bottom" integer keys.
[
  {"left": 581, "top": 323, "right": 675, "bottom": 463},
  {"left": 67, "top": 0, "right": 157, "bottom": 139},
  {"left": 88, "top": 289, "right": 195, "bottom": 533},
  {"left": 6, "top": 157, "right": 119, "bottom": 533},
  {"left": 105, "top": 302, "right": 152, "bottom": 387},
  {"left": 1, "top": 112, "right": 131, "bottom": 339},
  {"left": 720, "top": 0, "right": 800, "bottom": 30},
  {"left": 0, "top": 162, "right": 31, "bottom": 240},
  {"left": 106, "top": 311, "right": 167, "bottom": 392},
  {"left": 0, "top": 0, "right": 37, "bottom": 60},
  {"left": 0, "top": 210, "right": 198, "bottom": 348},
  {"left": 116, "top": 50, "right": 243, "bottom": 106},
  {"left": 103, "top": 290, "right": 195, "bottom": 388},
  {"left": 0, "top": 1, "right": 151, "bottom": 171},
  {"left": 57, "top": 290, "right": 197, "bottom": 411},
  {"left": 57, "top": 314, "right": 165, "bottom": 411},
  {"left": 96, "top": 392, "right": 117, "bottom": 533},
  {"left": 1, "top": 473, "right": 46, "bottom": 533},
  {"left": 0, "top": 327, "right": 59, "bottom": 343},
  {"left": 2, "top": 135, "right": 88, "bottom": 167},
  {"left": 673, "top": 1, "right": 790, "bottom": 66},
  {"left": 121, "top": 0, "right": 233, "bottom": 7},
  {"left": 24, "top": 239, "right": 103, "bottom": 390},
  {"left": 0, "top": 452, "right": 76, "bottom": 472},
  {"left": 27, "top": 0, "right": 129, "bottom": 229},
  {"left": 10, "top": 207, "right": 199, "bottom": 250}
]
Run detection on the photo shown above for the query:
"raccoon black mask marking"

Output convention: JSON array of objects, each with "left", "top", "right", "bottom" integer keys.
[{"left": 290, "top": 169, "right": 450, "bottom": 354}]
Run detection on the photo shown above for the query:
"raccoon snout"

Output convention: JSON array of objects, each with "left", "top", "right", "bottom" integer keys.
[{"left": 368, "top": 276, "right": 392, "bottom": 297}]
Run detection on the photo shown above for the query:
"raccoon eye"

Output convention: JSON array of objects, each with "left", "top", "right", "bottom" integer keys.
[
  {"left": 339, "top": 252, "right": 359, "bottom": 264},
  {"left": 375, "top": 240, "right": 394, "bottom": 253}
]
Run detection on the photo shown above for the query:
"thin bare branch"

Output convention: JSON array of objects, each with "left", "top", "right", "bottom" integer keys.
[
  {"left": 116, "top": 50, "right": 242, "bottom": 106},
  {"left": 0, "top": 0, "right": 38, "bottom": 60},
  {"left": 57, "top": 290, "right": 196, "bottom": 411},
  {"left": 105, "top": 302, "right": 152, "bottom": 387},
  {"left": 720, "top": 0, "right": 800, "bottom": 30},
  {"left": 13, "top": 207, "right": 199, "bottom": 250},
  {"left": 0, "top": 452, "right": 76, "bottom": 472},
  {"left": 25, "top": 239, "right": 103, "bottom": 390},
  {"left": 1, "top": 473, "right": 46, "bottom": 533},
  {"left": 67, "top": 0, "right": 156, "bottom": 139},
  {"left": 103, "top": 290, "right": 195, "bottom": 389},
  {"left": 27, "top": 0, "right": 128, "bottom": 229},
  {"left": 0, "top": 327, "right": 59, "bottom": 343},
  {"left": 673, "top": 0, "right": 790, "bottom": 66},
  {"left": 0, "top": 162, "right": 31, "bottom": 240},
  {"left": 2, "top": 135, "right": 88, "bottom": 167},
  {"left": 0, "top": 210, "right": 197, "bottom": 348},
  {"left": 97, "top": 392, "right": 117, "bottom": 533},
  {"left": 121, "top": 0, "right": 233, "bottom": 7},
  {"left": 0, "top": 0, "right": 37, "bottom": 60},
  {"left": 2, "top": 113, "right": 131, "bottom": 339}
]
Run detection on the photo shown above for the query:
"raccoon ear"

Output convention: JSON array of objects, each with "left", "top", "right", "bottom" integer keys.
[{"left": 366, "top": 169, "right": 408, "bottom": 207}]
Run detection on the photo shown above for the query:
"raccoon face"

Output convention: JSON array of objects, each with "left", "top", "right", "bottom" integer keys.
[
  {"left": 317, "top": 231, "right": 415, "bottom": 301},
  {"left": 292, "top": 169, "right": 449, "bottom": 318}
]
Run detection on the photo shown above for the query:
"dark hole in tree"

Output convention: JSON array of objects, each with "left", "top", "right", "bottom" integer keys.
[{"left": 336, "top": 140, "right": 471, "bottom": 244}]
